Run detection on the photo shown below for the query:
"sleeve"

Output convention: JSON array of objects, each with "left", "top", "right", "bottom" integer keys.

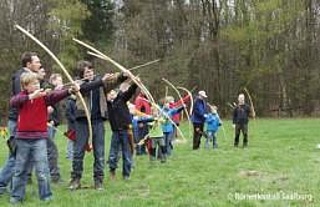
[
  {"left": 45, "top": 90, "right": 69, "bottom": 106},
  {"left": 80, "top": 79, "right": 104, "bottom": 94},
  {"left": 102, "top": 72, "right": 128, "bottom": 93},
  {"left": 172, "top": 94, "right": 191, "bottom": 107},
  {"left": 10, "top": 93, "right": 29, "bottom": 108},
  {"left": 122, "top": 84, "right": 138, "bottom": 102},
  {"left": 232, "top": 107, "right": 237, "bottom": 124}
]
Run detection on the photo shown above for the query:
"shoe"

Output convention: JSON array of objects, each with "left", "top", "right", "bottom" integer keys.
[
  {"left": 123, "top": 175, "right": 130, "bottom": 181},
  {"left": 94, "top": 181, "right": 104, "bottom": 191},
  {"left": 69, "top": 178, "right": 81, "bottom": 190},
  {"left": 110, "top": 170, "right": 116, "bottom": 180},
  {"left": 160, "top": 155, "right": 167, "bottom": 163},
  {"left": 51, "top": 177, "right": 63, "bottom": 184},
  {"left": 42, "top": 196, "right": 53, "bottom": 202},
  {"left": 27, "top": 176, "right": 33, "bottom": 185}
]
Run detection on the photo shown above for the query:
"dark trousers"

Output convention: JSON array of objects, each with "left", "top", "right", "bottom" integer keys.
[
  {"left": 135, "top": 125, "right": 148, "bottom": 155},
  {"left": 47, "top": 138, "right": 60, "bottom": 180},
  {"left": 71, "top": 119, "right": 105, "bottom": 182},
  {"left": 192, "top": 123, "right": 204, "bottom": 150},
  {"left": 234, "top": 123, "right": 248, "bottom": 146}
]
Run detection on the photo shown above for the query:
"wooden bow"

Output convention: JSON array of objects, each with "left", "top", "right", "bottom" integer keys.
[
  {"left": 162, "top": 78, "right": 192, "bottom": 139},
  {"left": 243, "top": 87, "right": 256, "bottom": 119},
  {"left": 73, "top": 38, "right": 156, "bottom": 105},
  {"left": 15, "top": 25, "right": 93, "bottom": 150},
  {"left": 177, "top": 86, "right": 194, "bottom": 117},
  {"left": 142, "top": 97, "right": 187, "bottom": 143}
]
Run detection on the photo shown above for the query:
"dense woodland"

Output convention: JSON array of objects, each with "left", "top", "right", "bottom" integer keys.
[{"left": 0, "top": 0, "right": 319, "bottom": 121}]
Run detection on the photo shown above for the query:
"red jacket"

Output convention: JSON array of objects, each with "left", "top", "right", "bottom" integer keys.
[
  {"left": 169, "top": 94, "right": 191, "bottom": 123},
  {"left": 10, "top": 90, "right": 69, "bottom": 139},
  {"left": 134, "top": 93, "right": 151, "bottom": 115}
]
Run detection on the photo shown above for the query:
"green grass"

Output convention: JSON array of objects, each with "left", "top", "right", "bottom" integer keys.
[{"left": 0, "top": 118, "right": 319, "bottom": 206}]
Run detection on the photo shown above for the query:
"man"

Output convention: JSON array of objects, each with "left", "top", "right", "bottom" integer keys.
[
  {"left": 191, "top": 90, "right": 208, "bottom": 150},
  {"left": 69, "top": 60, "right": 130, "bottom": 190},
  {"left": 0, "top": 52, "right": 41, "bottom": 194},
  {"left": 233, "top": 93, "right": 252, "bottom": 148}
]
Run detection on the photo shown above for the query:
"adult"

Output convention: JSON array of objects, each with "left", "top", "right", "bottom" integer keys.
[
  {"left": 69, "top": 60, "right": 129, "bottom": 190},
  {"left": 0, "top": 52, "right": 41, "bottom": 194},
  {"left": 191, "top": 90, "right": 208, "bottom": 150}
]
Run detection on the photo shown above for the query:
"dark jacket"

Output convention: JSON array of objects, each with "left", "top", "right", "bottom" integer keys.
[
  {"left": 107, "top": 84, "right": 138, "bottom": 131},
  {"left": 233, "top": 104, "right": 251, "bottom": 125},
  {"left": 191, "top": 97, "right": 207, "bottom": 124},
  {"left": 65, "top": 96, "right": 77, "bottom": 130},
  {"left": 8, "top": 68, "right": 30, "bottom": 120},
  {"left": 75, "top": 73, "right": 127, "bottom": 121}
]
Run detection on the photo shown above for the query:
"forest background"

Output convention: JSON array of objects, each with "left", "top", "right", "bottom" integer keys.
[{"left": 0, "top": 0, "right": 319, "bottom": 121}]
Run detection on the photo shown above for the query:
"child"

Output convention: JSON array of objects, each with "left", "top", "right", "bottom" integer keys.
[
  {"left": 160, "top": 101, "right": 185, "bottom": 156},
  {"left": 9, "top": 72, "right": 78, "bottom": 203},
  {"left": 107, "top": 80, "right": 138, "bottom": 180},
  {"left": 147, "top": 107, "right": 167, "bottom": 162},
  {"left": 65, "top": 94, "right": 77, "bottom": 160},
  {"left": 47, "top": 73, "right": 64, "bottom": 183},
  {"left": 204, "top": 105, "right": 222, "bottom": 149}
]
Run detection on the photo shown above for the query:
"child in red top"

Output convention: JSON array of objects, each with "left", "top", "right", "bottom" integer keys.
[{"left": 9, "top": 72, "right": 78, "bottom": 203}]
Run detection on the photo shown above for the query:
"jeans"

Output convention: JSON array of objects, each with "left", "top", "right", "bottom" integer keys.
[
  {"left": 66, "top": 140, "right": 74, "bottom": 160},
  {"left": 11, "top": 139, "right": 52, "bottom": 201},
  {"left": 205, "top": 131, "right": 217, "bottom": 149},
  {"left": 47, "top": 137, "right": 60, "bottom": 181},
  {"left": 71, "top": 119, "right": 105, "bottom": 182},
  {"left": 163, "top": 132, "right": 174, "bottom": 156},
  {"left": 109, "top": 130, "right": 132, "bottom": 177},
  {"left": 0, "top": 120, "right": 17, "bottom": 194}
]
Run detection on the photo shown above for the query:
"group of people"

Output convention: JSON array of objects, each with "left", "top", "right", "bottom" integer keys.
[{"left": 0, "top": 51, "right": 254, "bottom": 203}]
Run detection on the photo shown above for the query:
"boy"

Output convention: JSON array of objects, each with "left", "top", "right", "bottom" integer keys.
[
  {"left": 204, "top": 105, "right": 222, "bottom": 149},
  {"left": 65, "top": 94, "right": 77, "bottom": 160},
  {"left": 9, "top": 72, "right": 78, "bottom": 203},
  {"left": 147, "top": 107, "right": 166, "bottom": 162},
  {"left": 233, "top": 93, "right": 252, "bottom": 147},
  {"left": 107, "top": 80, "right": 139, "bottom": 180}
]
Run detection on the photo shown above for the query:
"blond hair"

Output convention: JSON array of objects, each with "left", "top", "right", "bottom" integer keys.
[
  {"left": 49, "top": 73, "right": 62, "bottom": 84},
  {"left": 20, "top": 72, "right": 39, "bottom": 90}
]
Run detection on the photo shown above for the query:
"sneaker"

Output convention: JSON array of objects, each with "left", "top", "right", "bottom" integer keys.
[
  {"left": 123, "top": 175, "right": 130, "bottom": 181},
  {"left": 160, "top": 155, "right": 167, "bottom": 163},
  {"left": 69, "top": 178, "right": 81, "bottom": 190},
  {"left": 51, "top": 177, "right": 63, "bottom": 184},
  {"left": 94, "top": 181, "right": 104, "bottom": 191},
  {"left": 42, "top": 196, "right": 53, "bottom": 202}
]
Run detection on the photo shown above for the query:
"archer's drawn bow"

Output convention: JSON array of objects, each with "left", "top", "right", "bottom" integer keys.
[
  {"left": 15, "top": 25, "right": 93, "bottom": 150},
  {"left": 73, "top": 38, "right": 156, "bottom": 106},
  {"left": 162, "top": 78, "right": 192, "bottom": 139}
]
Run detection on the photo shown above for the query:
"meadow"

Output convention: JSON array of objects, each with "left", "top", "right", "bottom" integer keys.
[{"left": 0, "top": 118, "right": 319, "bottom": 207}]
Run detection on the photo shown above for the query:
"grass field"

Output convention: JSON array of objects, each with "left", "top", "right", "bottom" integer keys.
[{"left": 0, "top": 118, "right": 319, "bottom": 207}]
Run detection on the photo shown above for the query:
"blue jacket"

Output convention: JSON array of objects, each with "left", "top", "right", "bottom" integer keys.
[
  {"left": 191, "top": 97, "right": 207, "bottom": 124},
  {"left": 160, "top": 106, "right": 184, "bottom": 133},
  {"left": 132, "top": 115, "right": 154, "bottom": 139},
  {"left": 204, "top": 113, "right": 221, "bottom": 133}
]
